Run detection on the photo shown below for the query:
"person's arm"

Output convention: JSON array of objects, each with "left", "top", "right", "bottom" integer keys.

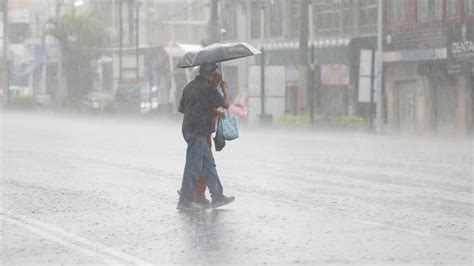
[
  {"left": 220, "top": 80, "right": 231, "bottom": 109},
  {"left": 178, "top": 90, "right": 185, "bottom": 113}
]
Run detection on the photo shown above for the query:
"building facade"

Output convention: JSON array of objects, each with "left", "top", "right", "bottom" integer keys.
[
  {"left": 219, "top": 0, "right": 380, "bottom": 124},
  {"left": 383, "top": 0, "right": 473, "bottom": 136},
  {"left": 1, "top": 0, "right": 64, "bottom": 103}
]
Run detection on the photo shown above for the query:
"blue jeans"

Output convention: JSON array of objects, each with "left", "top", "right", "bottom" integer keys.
[{"left": 179, "top": 133, "right": 223, "bottom": 203}]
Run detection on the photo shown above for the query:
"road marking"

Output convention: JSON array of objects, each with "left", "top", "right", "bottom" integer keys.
[
  {"left": 2, "top": 215, "right": 121, "bottom": 265},
  {"left": 353, "top": 219, "right": 433, "bottom": 237},
  {"left": 1, "top": 212, "right": 152, "bottom": 265}
]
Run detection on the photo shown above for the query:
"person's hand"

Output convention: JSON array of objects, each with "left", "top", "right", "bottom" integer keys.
[
  {"left": 220, "top": 80, "right": 228, "bottom": 91},
  {"left": 216, "top": 110, "right": 225, "bottom": 117}
]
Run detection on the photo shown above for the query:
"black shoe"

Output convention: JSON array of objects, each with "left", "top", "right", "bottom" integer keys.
[
  {"left": 195, "top": 197, "right": 212, "bottom": 208},
  {"left": 211, "top": 195, "right": 235, "bottom": 209},
  {"left": 176, "top": 201, "right": 203, "bottom": 211},
  {"left": 197, "top": 198, "right": 211, "bottom": 204}
]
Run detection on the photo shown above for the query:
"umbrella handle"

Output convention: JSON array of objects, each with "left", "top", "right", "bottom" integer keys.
[{"left": 218, "top": 62, "right": 231, "bottom": 101}]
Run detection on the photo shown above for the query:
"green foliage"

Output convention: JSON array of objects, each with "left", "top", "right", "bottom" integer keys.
[
  {"left": 277, "top": 112, "right": 322, "bottom": 128},
  {"left": 278, "top": 113, "right": 366, "bottom": 130},
  {"left": 10, "top": 95, "right": 37, "bottom": 109},
  {"left": 48, "top": 13, "right": 109, "bottom": 102},
  {"left": 59, "top": 97, "right": 80, "bottom": 109},
  {"left": 328, "top": 115, "right": 366, "bottom": 130}
]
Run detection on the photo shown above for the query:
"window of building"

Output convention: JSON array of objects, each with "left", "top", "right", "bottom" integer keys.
[
  {"left": 447, "top": 0, "right": 461, "bottom": 17},
  {"left": 342, "top": 0, "right": 355, "bottom": 35},
  {"left": 190, "top": 2, "right": 207, "bottom": 21},
  {"left": 287, "top": 0, "right": 301, "bottom": 38},
  {"left": 250, "top": 4, "right": 262, "bottom": 39},
  {"left": 221, "top": 1, "right": 237, "bottom": 40},
  {"left": 249, "top": 0, "right": 282, "bottom": 40},
  {"left": 268, "top": 1, "right": 283, "bottom": 37},
  {"left": 359, "top": 0, "right": 377, "bottom": 34},
  {"left": 466, "top": 0, "right": 474, "bottom": 15},
  {"left": 314, "top": 0, "right": 342, "bottom": 37},
  {"left": 417, "top": 0, "right": 443, "bottom": 22},
  {"left": 387, "top": 0, "right": 411, "bottom": 24}
]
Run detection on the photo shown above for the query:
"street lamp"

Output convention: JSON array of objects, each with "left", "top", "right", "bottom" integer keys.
[
  {"left": 256, "top": 1, "right": 273, "bottom": 126},
  {"left": 135, "top": 1, "right": 142, "bottom": 79}
]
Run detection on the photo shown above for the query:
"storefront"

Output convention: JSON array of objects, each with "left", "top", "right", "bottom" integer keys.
[
  {"left": 261, "top": 38, "right": 370, "bottom": 117},
  {"left": 447, "top": 21, "right": 473, "bottom": 135},
  {"left": 382, "top": 20, "right": 471, "bottom": 136}
]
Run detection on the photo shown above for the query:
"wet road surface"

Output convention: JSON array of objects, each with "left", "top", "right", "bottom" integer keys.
[{"left": 1, "top": 111, "right": 472, "bottom": 264}]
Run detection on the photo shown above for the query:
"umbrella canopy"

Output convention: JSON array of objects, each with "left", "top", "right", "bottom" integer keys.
[{"left": 176, "top": 42, "right": 261, "bottom": 68}]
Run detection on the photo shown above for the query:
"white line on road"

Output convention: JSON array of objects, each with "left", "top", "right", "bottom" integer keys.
[
  {"left": 2, "top": 215, "right": 122, "bottom": 265},
  {"left": 353, "top": 219, "right": 433, "bottom": 237},
  {"left": 1, "top": 212, "right": 152, "bottom": 265}
]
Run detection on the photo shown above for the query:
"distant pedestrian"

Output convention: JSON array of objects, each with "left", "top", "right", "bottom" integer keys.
[{"left": 177, "top": 63, "right": 234, "bottom": 211}]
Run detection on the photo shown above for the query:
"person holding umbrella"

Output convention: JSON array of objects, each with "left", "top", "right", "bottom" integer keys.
[
  {"left": 176, "top": 42, "right": 260, "bottom": 211},
  {"left": 177, "top": 70, "right": 224, "bottom": 206},
  {"left": 177, "top": 63, "right": 234, "bottom": 211}
]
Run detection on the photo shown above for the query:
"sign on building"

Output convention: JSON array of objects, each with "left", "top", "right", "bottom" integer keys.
[
  {"left": 358, "top": 49, "right": 373, "bottom": 103},
  {"left": 320, "top": 64, "right": 349, "bottom": 86},
  {"left": 447, "top": 22, "right": 474, "bottom": 74}
]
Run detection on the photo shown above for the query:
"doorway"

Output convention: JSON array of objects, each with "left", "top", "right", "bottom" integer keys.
[{"left": 396, "top": 80, "right": 417, "bottom": 134}]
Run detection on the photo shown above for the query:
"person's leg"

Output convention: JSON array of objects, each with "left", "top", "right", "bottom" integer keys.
[
  {"left": 179, "top": 133, "right": 205, "bottom": 204},
  {"left": 194, "top": 135, "right": 212, "bottom": 202},
  {"left": 201, "top": 142, "right": 224, "bottom": 200},
  {"left": 195, "top": 176, "right": 207, "bottom": 202}
]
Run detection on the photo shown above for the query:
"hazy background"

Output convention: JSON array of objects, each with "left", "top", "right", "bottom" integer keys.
[{"left": 1, "top": 0, "right": 473, "bottom": 265}]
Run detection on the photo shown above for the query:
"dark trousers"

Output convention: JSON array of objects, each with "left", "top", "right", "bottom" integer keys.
[{"left": 179, "top": 133, "right": 223, "bottom": 204}]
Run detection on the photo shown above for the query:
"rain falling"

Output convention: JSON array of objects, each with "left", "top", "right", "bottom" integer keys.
[{"left": 1, "top": 0, "right": 473, "bottom": 264}]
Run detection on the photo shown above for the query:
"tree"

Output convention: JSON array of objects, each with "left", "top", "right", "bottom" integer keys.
[{"left": 48, "top": 13, "right": 109, "bottom": 102}]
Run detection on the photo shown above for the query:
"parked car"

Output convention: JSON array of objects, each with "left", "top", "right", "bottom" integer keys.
[
  {"left": 8, "top": 86, "right": 39, "bottom": 109},
  {"left": 81, "top": 91, "right": 115, "bottom": 113},
  {"left": 115, "top": 79, "right": 157, "bottom": 115},
  {"left": 9, "top": 85, "right": 33, "bottom": 97},
  {"left": 139, "top": 86, "right": 159, "bottom": 114}
]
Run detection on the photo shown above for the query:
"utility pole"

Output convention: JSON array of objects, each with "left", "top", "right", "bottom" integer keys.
[
  {"left": 135, "top": 1, "right": 141, "bottom": 79},
  {"left": 298, "top": 0, "right": 309, "bottom": 115},
  {"left": 256, "top": 2, "right": 272, "bottom": 125},
  {"left": 260, "top": 6, "right": 265, "bottom": 117},
  {"left": 368, "top": 49, "right": 376, "bottom": 131},
  {"left": 56, "top": 0, "right": 65, "bottom": 102},
  {"left": 127, "top": 0, "right": 134, "bottom": 45},
  {"left": 208, "top": 0, "right": 219, "bottom": 44},
  {"left": 3, "top": 0, "right": 9, "bottom": 105},
  {"left": 308, "top": 2, "right": 315, "bottom": 126},
  {"left": 375, "top": 0, "right": 384, "bottom": 132},
  {"left": 41, "top": 26, "right": 48, "bottom": 96},
  {"left": 119, "top": 0, "right": 123, "bottom": 82}
]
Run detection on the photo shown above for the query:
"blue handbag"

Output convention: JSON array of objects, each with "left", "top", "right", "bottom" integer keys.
[{"left": 217, "top": 111, "right": 239, "bottom": 141}]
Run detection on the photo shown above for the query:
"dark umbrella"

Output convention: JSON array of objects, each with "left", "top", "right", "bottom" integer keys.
[{"left": 176, "top": 42, "right": 261, "bottom": 68}]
